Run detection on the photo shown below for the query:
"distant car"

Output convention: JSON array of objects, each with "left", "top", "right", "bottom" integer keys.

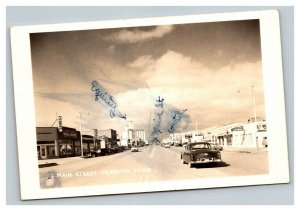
[
  {"left": 131, "top": 147, "right": 139, "bottom": 152},
  {"left": 181, "top": 142, "right": 222, "bottom": 168},
  {"left": 210, "top": 143, "right": 223, "bottom": 151},
  {"left": 174, "top": 142, "right": 183, "bottom": 147},
  {"left": 164, "top": 144, "right": 171, "bottom": 148},
  {"left": 182, "top": 142, "right": 188, "bottom": 147}
]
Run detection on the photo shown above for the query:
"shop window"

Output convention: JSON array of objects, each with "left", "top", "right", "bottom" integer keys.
[
  {"left": 46, "top": 146, "right": 50, "bottom": 156},
  {"left": 227, "top": 136, "right": 232, "bottom": 146},
  {"left": 37, "top": 146, "right": 40, "bottom": 157},
  {"left": 47, "top": 145, "right": 55, "bottom": 157},
  {"left": 41, "top": 148, "right": 46, "bottom": 156}
]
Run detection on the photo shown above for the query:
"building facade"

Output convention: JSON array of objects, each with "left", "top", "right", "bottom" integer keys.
[
  {"left": 36, "top": 126, "right": 79, "bottom": 159},
  {"left": 169, "top": 119, "right": 267, "bottom": 149},
  {"left": 97, "top": 129, "right": 119, "bottom": 153},
  {"left": 201, "top": 120, "right": 267, "bottom": 148},
  {"left": 36, "top": 127, "right": 102, "bottom": 159},
  {"left": 120, "top": 122, "right": 147, "bottom": 147}
]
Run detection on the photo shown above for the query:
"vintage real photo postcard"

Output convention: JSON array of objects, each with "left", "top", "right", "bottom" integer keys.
[{"left": 10, "top": 10, "right": 289, "bottom": 200}]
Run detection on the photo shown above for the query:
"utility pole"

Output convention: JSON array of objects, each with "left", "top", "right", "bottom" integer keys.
[
  {"left": 252, "top": 85, "right": 258, "bottom": 152},
  {"left": 79, "top": 112, "right": 83, "bottom": 157},
  {"left": 56, "top": 112, "right": 58, "bottom": 127},
  {"left": 252, "top": 85, "right": 257, "bottom": 123}
]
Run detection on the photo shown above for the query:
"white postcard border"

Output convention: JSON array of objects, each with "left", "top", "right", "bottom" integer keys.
[{"left": 10, "top": 10, "right": 289, "bottom": 200}]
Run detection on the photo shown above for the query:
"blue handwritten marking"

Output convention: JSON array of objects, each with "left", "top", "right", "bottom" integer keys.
[
  {"left": 155, "top": 96, "right": 164, "bottom": 108},
  {"left": 151, "top": 110, "right": 164, "bottom": 136},
  {"left": 168, "top": 109, "right": 187, "bottom": 133},
  {"left": 151, "top": 96, "right": 165, "bottom": 143},
  {"left": 91, "top": 80, "right": 126, "bottom": 120}
]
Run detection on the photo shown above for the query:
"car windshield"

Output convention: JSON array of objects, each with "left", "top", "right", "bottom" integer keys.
[{"left": 191, "top": 143, "right": 210, "bottom": 150}]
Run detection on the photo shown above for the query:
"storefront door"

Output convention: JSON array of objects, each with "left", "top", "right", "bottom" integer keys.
[{"left": 40, "top": 145, "right": 47, "bottom": 159}]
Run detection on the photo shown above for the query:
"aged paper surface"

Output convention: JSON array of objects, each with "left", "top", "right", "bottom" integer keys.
[{"left": 10, "top": 10, "right": 289, "bottom": 200}]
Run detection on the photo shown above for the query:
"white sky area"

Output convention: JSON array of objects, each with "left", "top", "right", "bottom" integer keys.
[{"left": 30, "top": 20, "right": 265, "bottom": 139}]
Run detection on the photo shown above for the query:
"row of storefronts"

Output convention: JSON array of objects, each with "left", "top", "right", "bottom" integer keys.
[
  {"left": 201, "top": 120, "right": 268, "bottom": 148},
  {"left": 36, "top": 127, "right": 118, "bottom": 159},
  {"left": 36, "top": 127, "right": 95, "bottom": 159},
  {"left": 169, "top": 119, "right": 268, "bottom": 148}
]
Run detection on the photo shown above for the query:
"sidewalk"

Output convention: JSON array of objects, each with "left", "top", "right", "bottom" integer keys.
[
  {"left": 38, "top": 156, "right": 83, "bottom": 167},
  {"left": 223, "top": 146, "right": 268, "bottom": 153}
]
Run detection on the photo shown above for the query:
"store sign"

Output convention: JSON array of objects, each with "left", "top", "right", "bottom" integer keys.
[
  {"left": 58, "top": 116, "right": 62, "bottom": 132},
  {"left": 231, "top": 126, "right": 244, "bottom": 131},
  {"left": 82, "top": 136, "right": 94, "bottom": 142},
  {"left": 257, "top": 124, "right": 267, "bottom": 132},
  {"left": 62, "top": 131, "right": 77, "bottom": 139},
  {"left": 60, "top": 127, "right": 77, "bottom": 139}
]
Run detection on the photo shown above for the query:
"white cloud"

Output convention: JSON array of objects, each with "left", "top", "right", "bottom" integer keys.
[
  {"left": 35, "top": 49, "right": 265, "bottom": 133},
  {"left": 88, "top": 50, "right": 265, "bottom": 130},
  {"left": 105, "top": 25, "right": 174, "bottom": 44},
  {"left": 142, "top": 50, "right": 265, "bottom": 128},
  {"left": 128, "top": 55, "right": 154, "bottom": 69},
  {"left": 106, "top": 45, "right": 116, "bottom": 54},
  {"left": 127, "top": 55, "right": 156, "bottom": 80},
  {"left": 116, "top": 88, "right": 153, "bottom": 124}
]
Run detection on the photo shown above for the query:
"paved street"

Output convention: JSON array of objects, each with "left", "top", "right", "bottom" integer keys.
[{"left": 39, "top": 145, "right": 269, "bottom": 188}]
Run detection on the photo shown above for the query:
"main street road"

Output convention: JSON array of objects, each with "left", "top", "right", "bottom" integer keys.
[{"left": 39, "top": 145, "right": 268, "bottom": 188}]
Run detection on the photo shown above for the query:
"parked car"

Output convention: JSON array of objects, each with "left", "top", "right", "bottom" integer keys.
[
  {"left": 131, "top": 146, "right": 139, "bottom": 152},
  {"left": 210, "top": 143, "right": 223, "bottom": 151},
  {"left": 83, "top": 149, "right": 101, "bottom": 158},
  {"left": 181, "top": 142, "right": 222, "bottom": 168},
  {"left": 164, "top": 144, "right": 171, "bottom": 148},
  {"left": 90, "top": 149, "right": 101, "bottom": 157}
]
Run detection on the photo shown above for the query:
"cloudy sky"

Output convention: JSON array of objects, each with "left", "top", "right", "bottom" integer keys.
[{"left": 30, "top": 19, "right": 265, "bottom": 139}]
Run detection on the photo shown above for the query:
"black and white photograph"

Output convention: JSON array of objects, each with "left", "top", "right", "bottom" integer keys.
[{"left": 10, "top": 10, "right": 289, "bottom": 200}]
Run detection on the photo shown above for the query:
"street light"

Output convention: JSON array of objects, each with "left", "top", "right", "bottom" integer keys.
[
  {"left": 237, "top": 86, "right": 258, "bottom": 151},
  {"left": 78, "top": 112, "right": 91, "bottom": 157}
]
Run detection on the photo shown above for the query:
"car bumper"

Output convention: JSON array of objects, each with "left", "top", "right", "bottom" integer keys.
[{"left": 190, "top": 158, "right": 222, "bottom": 164}]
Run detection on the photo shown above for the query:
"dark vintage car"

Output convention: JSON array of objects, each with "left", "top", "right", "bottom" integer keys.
[{"left": 181, "top": 142, "right": 222, "bottom": 167}]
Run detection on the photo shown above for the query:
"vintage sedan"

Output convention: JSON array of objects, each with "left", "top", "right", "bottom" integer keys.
[
  {"left": 181, "top": 142, "right": 222, "bottom": 167},
  {"left": 131, "top": 146, "right": 139, "bottom": 152},
  {"left": 164, "top": 144, "right": 171, "bottom": 148}
]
